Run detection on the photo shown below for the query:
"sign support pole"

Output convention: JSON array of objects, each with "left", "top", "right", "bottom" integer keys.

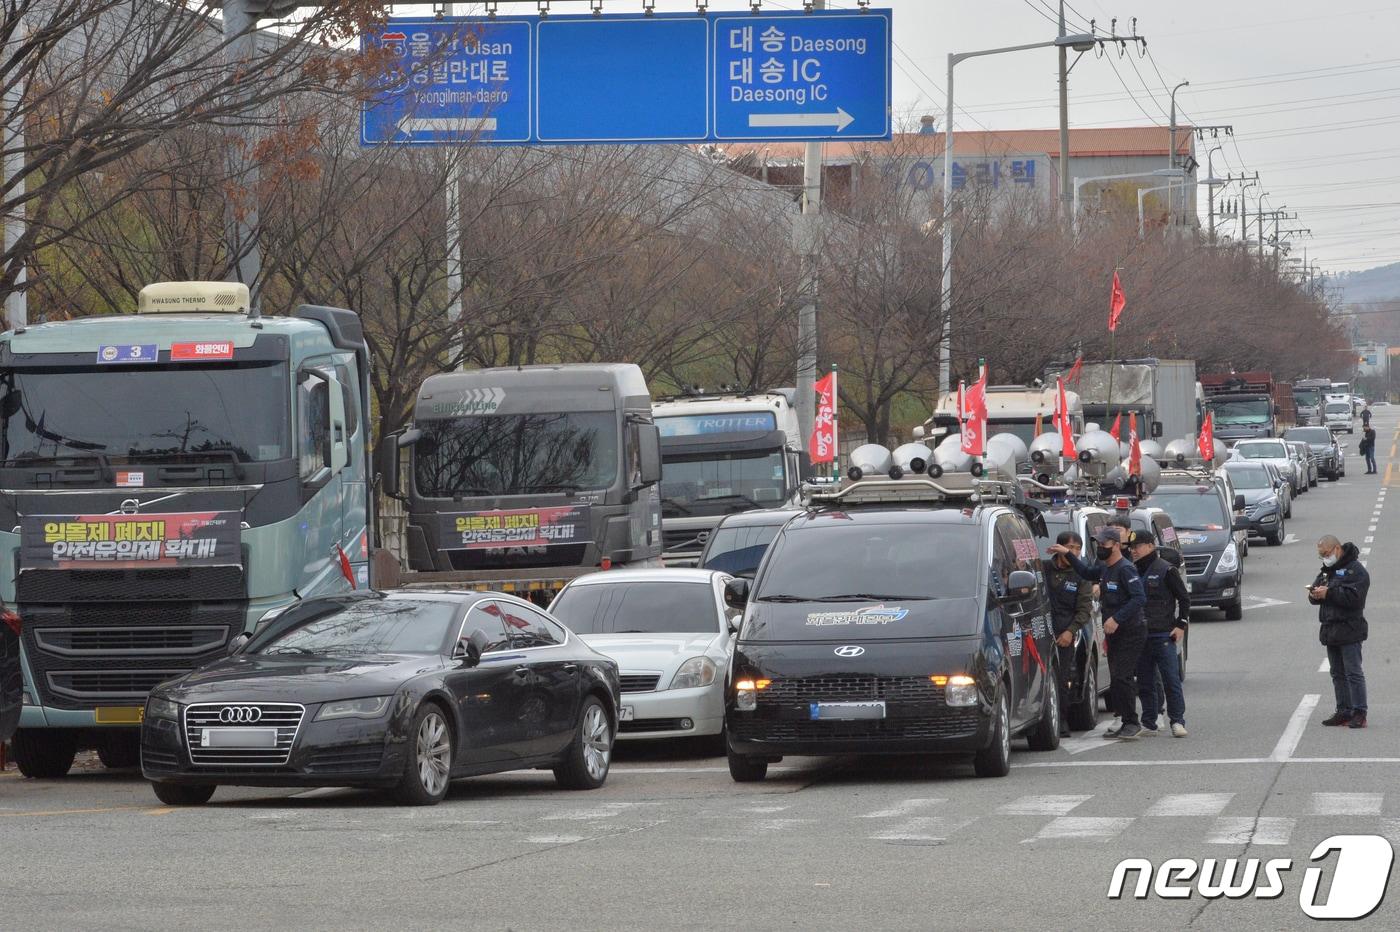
[
  {"left": 830, "top": 363, "right": 839, "bottom": 480},
  {"left": 794, "top": 0, "right": 825, "bottom": 457},
  {"left": 445, "top": 2, "right": 464, "bottom": 370}
]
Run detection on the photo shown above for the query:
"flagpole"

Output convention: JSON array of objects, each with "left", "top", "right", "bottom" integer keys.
[
  {"left": 1105, "top": 332, "right": 1116, "bottom": 428},
  {"left": 830, "top": 364, "right": 839, "bottom": 481}
]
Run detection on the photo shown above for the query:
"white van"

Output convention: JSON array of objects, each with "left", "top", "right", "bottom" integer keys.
[{"left": 1324, "top": 399, "right": 1354, "bottom": 434}]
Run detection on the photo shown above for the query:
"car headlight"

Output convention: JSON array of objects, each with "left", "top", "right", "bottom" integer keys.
[
  {"left": 1217, "top": 541, "right": 1240, "bottom": 574},
  {"left": 145, "top": 696, "right": 180, "bottom": 722},
  {"left": 733, "top": 677, "right": 769, "bottom": 711},
  {"left": 1260, "top": 514, "right": 1277, "bottom": 523},
  {"left": 945, "top": 674, "right": 978, "bottom": 707},
  {"left": 670, "top": 657, "right": 718, "bottom": 690},
  {"left": 315, "top": 696, "right": 392, "bottom": 721}
]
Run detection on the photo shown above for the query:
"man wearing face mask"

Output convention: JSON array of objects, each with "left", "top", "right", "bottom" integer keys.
[
  {"left": 1045, "top": 531, "right": 1095, "bottom": 737},
  {"left": 1127, "top": 530, "right": 1190, "bottom": 737},
  {"left": 1309, "top": 535, "right": 1370, "bottom": 729},
  {"left": 1048, "top": 526, "right": 1148, "bottom": 739}
]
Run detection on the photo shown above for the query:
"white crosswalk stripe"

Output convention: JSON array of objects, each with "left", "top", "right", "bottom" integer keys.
[
  {"left": 997, "top": 795, "right": 1092, "bottom": 816},
  {"left": 869, "top": 817, "right": 975, "bottom": 842},
  {"left": 1027, "top": 817, "right": 1135, "bottom": 842},
  {"left": 1311, "top": 792, "right": 1383, "bottom": 816},
  {"left": 859, "top": 798, "right": 946, "bottom": 819},
  {"left": 1144, "top": 793, "right": 1235, "bottom": 817},
  {"left": 1205, "top": 817, "right": 1296, "bottom": 846}
]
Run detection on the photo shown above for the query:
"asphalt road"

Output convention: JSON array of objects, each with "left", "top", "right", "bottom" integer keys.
[{"left": 3, "top": 413, "right": 1398, "bottom": 930}]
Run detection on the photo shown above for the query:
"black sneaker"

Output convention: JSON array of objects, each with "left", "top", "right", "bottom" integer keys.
[
  {"left": 1116, "top": 723, "right": 1144, "bottom": 740},
  {"left": 1349, "top": 714, "right": 1368, "bottom": 729},
  {"left": 1322, "top": 711, "right": 1354, "bottom": 726}
]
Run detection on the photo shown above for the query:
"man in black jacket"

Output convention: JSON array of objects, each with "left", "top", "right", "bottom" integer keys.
[
  {"left": 1127, "top": 530, "right": 1191, "bottom": 737},
  {"left": 1049, "top": 526, "right": 1147, "bottom": 739},
  {"left": 1045, "top": 531, "right": 1096, "bottom": 736},
  {"left": 1310, "top": 536, "right": 1370, "bottom": 728}
]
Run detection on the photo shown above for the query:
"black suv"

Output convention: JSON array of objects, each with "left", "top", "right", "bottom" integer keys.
[
  {"left": 725, "top": 477, "right": 1061, "bottom": 781},
  {"left": 1142, "top": 474, "right": 1248, "bottom": 620}
]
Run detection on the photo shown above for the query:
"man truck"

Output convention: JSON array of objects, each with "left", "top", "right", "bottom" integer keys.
[
  {"left": 651, "top": 390, "right": 804, "bottom": 565},
  {"left": 1, "top": 281, "right": 371, "bottom": 776},
  {"left": 380, "top": 364, "right": 663, "bottom": 600}
]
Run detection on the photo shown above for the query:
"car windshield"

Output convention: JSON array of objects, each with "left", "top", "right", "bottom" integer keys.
[
  {"left": 660, "top": 450, "right": 788, "bottom": 518},
  {"left": 1209, "top": 399, "right": 1270, "bottom": 425},
  {"left": 1235, "top": 441, "right": 1286, "bottom": 459},
  {"left": 1284, "top": 427, "right": 1332, "bottom": 445},
  {"left": 0, "top": 362, "right": 290, "bottom": 465},
  {"left": 1225, "top": 466, "right": 1271, "bottom": 490},
  {"left": 755, "top": 522, "right": 980, "bottom": 602},
  {"left": 251, "top": 599, "right": 460, "bottom": 656},
  {"left": 414, "top": 412, "right": 618, "bottom": 497},
  {"left": 701, "top": 521, "right": 785, "bottom": 576},
  {"left": 550, "top": 581, "right": 720, "bottom": 634},
  {"left": 1142, "top": 490, "right": 1228, "bottom": 531}
]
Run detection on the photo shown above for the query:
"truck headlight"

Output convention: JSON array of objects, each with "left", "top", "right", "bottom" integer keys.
[
  {"left": 945, "top": 674, "right": 978, "bottom": 707},
  {"left": 670, "top": 657, "right": 717, "bottom": 690},
  {"left": 145, "top": 696, "right": 180, "bottom": 722},
  {"left": 1217, "top": 541, "right": 1240, "bottom": 574},
  {"left": 315, "top": 696, "right": 391, "bottom": 721}
]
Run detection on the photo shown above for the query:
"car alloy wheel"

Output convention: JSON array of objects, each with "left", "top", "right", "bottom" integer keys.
[
  {"left": 416, "top": 710, "right": 451, "bottom": 797},
  {"left": 582, "top": 702, "right": 612, "bottom": 782}
]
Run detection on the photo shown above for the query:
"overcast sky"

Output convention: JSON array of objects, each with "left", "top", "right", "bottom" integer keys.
[{"left": 449, "top": 1, "right": 1400, "bottom": 276}]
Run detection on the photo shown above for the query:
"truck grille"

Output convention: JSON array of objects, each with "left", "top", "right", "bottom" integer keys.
[
  {"left": 619, "top": 673, "right": 662, "bottom": 693},
  {"left": 184, "top": 703, "right": 304, "bottom": 767},
  {"left": 18, "top": 566, "right": 244, "bottom": 602},
  {"left": 47, "top": 669, "right": 182, "bottom": 700},
  {"left": 663, "top": 528, "right": 706, "bottom": 553},
  {"left": 34, "top": 626, "right": 229, "bottom": 656},
  {"left": 1184, "top": 554, "right": 1213, "bottom": 576}
]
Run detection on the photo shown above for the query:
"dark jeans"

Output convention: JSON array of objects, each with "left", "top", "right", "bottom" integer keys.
[
  {"left": 1056, "top": 642, "right": 1078, "bottom": 725},
  {"left": 1106, "top": 624, "right": 1146, "bottom": 726},
  {"left": 1328, "top": 642, "right": 1368, "bottom": 714},
  {"left": 1136, "top": 635, "right": 1186, "bottom": 726},
  {"left": 1365, "top": 450, "right": 1377, "bottom": 472}
]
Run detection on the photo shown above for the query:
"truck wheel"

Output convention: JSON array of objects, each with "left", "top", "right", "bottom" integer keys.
[
  {"left": 973, "top": 688, "right": 1011, "bottom": 778},
  {"left": 11, "top": 728, "right": 78, "bottom": 778},
  {"left": 1067, "top": 658, "right": 1099, "bottom": 731},
  {"left": 97, "top": 731, "right": 141, "bottom": 770},
  {"left": 151, "top": 782, "right": 216, "bottom": 806}
]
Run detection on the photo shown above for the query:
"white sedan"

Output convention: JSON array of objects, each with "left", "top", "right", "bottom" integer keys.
[{"left": 549, "top": 568, "right": 739, "bottom": 743}]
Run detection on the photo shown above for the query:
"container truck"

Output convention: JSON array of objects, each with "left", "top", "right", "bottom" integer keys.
[{"left": 1200, "top": 372, "right": 1289, "bottom": 440}]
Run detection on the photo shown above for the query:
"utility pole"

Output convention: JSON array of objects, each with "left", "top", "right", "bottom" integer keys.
[
  {"left": 795, "top": 0, "right": 824, "bottom": 451},
  {"left": 1057, "top": 1, "right": 1071, "bottom": 228},
  {"left": 1168, "top": 81, "right": 1188, "bottom": 225},
  {"left": 223, "top": 0, "right": 262, "bottom": 311},
  {"left": 1205, "top": 146, "right": 1224, "bottom": 244},
  {"left": 2, "top": 33, "right": 25, "bottom": 328}
]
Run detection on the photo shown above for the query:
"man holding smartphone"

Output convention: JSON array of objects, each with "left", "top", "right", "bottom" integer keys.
[{"left": 1309, "top": 535, "right": 1370, "bottom": 729}]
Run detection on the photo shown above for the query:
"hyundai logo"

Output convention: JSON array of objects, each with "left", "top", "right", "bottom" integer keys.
[
  {"left": 219, "top": 706, "right": 262, "bottom": 724},
  {"left": 834, "top": 645, "right": 866, "bottom": 658}
]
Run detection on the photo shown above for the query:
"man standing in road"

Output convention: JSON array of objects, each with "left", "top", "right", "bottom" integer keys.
[
  {"left": 1127, "top": 530, "right": 1190, "bottom": 737},
  {"left": 1360, "top": 424, "right": 1377, "bottom": 474},
  {"left": 1049, "top": 527, "right": 1148, "bottom": 740},
  {"left": 1310, "top": 535, "right": 1370, "bottom": 729},
  {"left": 1045, "top": 531, "right": 1095, "bottom": 737},
  {"left": 1361, "top": 402, "right": 1372, "bottom": 429}
]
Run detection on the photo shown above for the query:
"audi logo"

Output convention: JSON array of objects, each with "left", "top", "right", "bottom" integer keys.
[
  {"left": 833, "top": 645, "right": 866, "bottom": 658},
  {"left": 219, "top": 706, "right": 262, "bottom": 724}
]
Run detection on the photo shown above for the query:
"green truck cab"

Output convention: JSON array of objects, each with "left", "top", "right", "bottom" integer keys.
[{"left": 0, "top": 282, "right": 370, "bottom": 776}]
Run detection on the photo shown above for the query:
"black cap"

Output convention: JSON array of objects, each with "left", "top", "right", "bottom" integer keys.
[
  {"left": 1126, "top": 529, "right": 1155, "bottom": 547},
  {"left": 1091, "top": 527, "right": 1123, "bottom": 545}
]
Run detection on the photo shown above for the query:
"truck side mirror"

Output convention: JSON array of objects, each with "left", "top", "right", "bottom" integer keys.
[
  {"left": 377, "top": 438, "right": 403, "bottom": 500},
  {"left": 326, "top": 372, "right": 349, "bottom": 472},
  {"left": 1151, "top": 420, "right": 1163, "bottom": 439},
  {"left": 638, "top": 423, "right": 662, "bottom": 487}
]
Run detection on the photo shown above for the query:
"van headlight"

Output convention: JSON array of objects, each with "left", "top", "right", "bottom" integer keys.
[
  {"left": 1217, "top": 541, "right": 1240, "bottom": 574},
  {"left": 670, "top": 657, "right": 717, "bottom": 690},
  {"left": 945, "top": 674, "right": 978, "bottom": 707},
  {"left": 733, "top": 677, "right": 770, "bottom": 711}
]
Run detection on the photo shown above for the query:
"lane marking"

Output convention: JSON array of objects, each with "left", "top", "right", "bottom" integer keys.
[
  {"left": 740, "top": 805, "right": 790, "bottom": 814},
  {"left": 1242, "top": 596, "right": 1291, "bottom": 612},
  {"left": 0, "top": 805, "right": 156, "bottom": 818},
  {"left": 525, "top": 835, "right": 583, "bottom": 844},
  {"left": 1144, "top": 793, "right": 1235, "bottom": 817},
  {"left": 1312, "top": 792, "right": 1383, "bottom": 816},
  {"left": 997, "top": 795, "right": 1092, "bottom": 816},
  {"left": 1058, "top": 720, "right": 1115, "bottom": 754},
  {"left": 1319, "top": 657, "right": 1330, "bottom": 673},
  {"left": 1361, "top": 547, "right": 1373, "bottom": 556},
  {"left": 1206, "top": 817, "right": 1295, "bottom": 846},
  {"left": 541, "top": 805, "right": 631, "bottom": 821},
  {"left": 859, "top": 798, "right": 947, "bottom": 819},
  {"left": 1282, "top": 533, "right": 1300, "bottom": 545},
  {"left": 1365, "top": 536, "right": 1375, "bottom": 543},
  {"left": 870, "top": 817, "right": 974, "bottom": 842},
  {"left": 144, "top": 807, "right": 176, "bottom": 817},
  {"left": 1270, "top": 694, "right": 1321, "bottom": 761},
  {"left": 1026, "top": 816, "right": 1134, "bottom": 842}
]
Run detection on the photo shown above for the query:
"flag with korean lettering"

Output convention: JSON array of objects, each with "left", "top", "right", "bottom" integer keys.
[
  {"left": 960, "top": 364, "right": 989, "bottom": 457},
  {"left": 1054, "top": 378, "right": 1077, "bottom": 458},
  {"left": 810, "top": 372, "right": 838, "bottom": 465},
  {"left": 1198, "top": 412, "right": 1216, "bottom": 461},
  {"left": 1128, "top": 412, "right": 1142, "bottom": 476}
]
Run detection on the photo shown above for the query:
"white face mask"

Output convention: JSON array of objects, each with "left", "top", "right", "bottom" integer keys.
[{"left": 1322, "top": 553, "right": 1339, "bottom": 568}]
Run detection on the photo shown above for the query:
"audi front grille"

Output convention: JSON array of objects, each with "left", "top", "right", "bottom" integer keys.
[{"left": 183, "top": 702, "right": 305, "bottom": 767}]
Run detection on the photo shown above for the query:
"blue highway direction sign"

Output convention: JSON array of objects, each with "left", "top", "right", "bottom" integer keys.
[{"left": 361, "top": 10, "right": 891, "bottom": 146}]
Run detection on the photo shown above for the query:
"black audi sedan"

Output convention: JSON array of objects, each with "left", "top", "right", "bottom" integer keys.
[{"left": 141, "top": 590, "right": 621, "bottom": 806}]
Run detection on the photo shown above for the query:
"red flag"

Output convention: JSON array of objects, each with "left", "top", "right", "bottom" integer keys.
[
  {"left": 1108, "top": 412, "right": 1122, "bottom": 442},
  {"left": 809, "top": 372, "right": 837, "bottom": 464},
  {"left": 1054, "top": 377, "right": 1077, "bottom": 458},
  {"left": 1066, "top": 355, "right": 1084, "bottom": 386},
  {"left": 1198, "top": 412, "right": 1216, "bottom": 461},
  {"left": 1108, "top": 270, "right": 1127, "bottom": 332},
  {"left": 1128, "top": 412, "right": 1142, "bottom": 476},
  {"left": 335, "top": 544, "right": 357, "bottom": 589},
  {"left": 960, "top": 364, "right": 988, "bottom": 457}
]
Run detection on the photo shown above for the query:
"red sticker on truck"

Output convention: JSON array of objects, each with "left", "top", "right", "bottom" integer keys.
[{"left": 170, "top": 341, "right": 235, "bottom": 360}]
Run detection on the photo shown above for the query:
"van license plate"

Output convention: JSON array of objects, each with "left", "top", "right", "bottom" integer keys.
[{"left": 810, "top": 701, "right": 885, "bottom": 721}]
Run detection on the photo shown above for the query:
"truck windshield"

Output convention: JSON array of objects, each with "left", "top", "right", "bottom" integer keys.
[
  {"left": 1209, "top": 399, "right": 1270, "bottom": 425},
  {"left": 0, "top": 362, "right": 289, "bottom": 465},
  {"left": 1294, "top": 388, "right": 1322, "bottom": 407},
  {"left": 414, "top": 412, "right": 618, "bottom": 497},
  {"left": 660, "top": 450, "right": 787, "bottom": 517}
]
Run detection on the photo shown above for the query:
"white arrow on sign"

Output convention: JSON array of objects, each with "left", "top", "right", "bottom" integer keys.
[
  {"left": 748, "top": 107, "right": 855, "bottom": 132},
  {"left": 399, "top": 116, "right": 498, "bottom": 135}
]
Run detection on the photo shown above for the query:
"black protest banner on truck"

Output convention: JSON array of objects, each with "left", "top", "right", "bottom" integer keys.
[
  {"left": 20, "top": 512, "right": 242, "bottom": 569},
  {"left": 440, "top": 506, "right": 590, "bottom": 550}
]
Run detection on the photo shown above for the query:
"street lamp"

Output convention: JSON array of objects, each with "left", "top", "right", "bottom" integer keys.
[
  {"left": 937, "top": 31, "right": 1096, "bottom": 393},
  {"left": 1204, "top": 145, "right": 1228, "bottom": 242},
  {"left": 1168, "top": 81, "right": 1189, "bottom": 224},
  {"left": 1137, "top": 184, "right": 1176, "bottom": 240}
]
